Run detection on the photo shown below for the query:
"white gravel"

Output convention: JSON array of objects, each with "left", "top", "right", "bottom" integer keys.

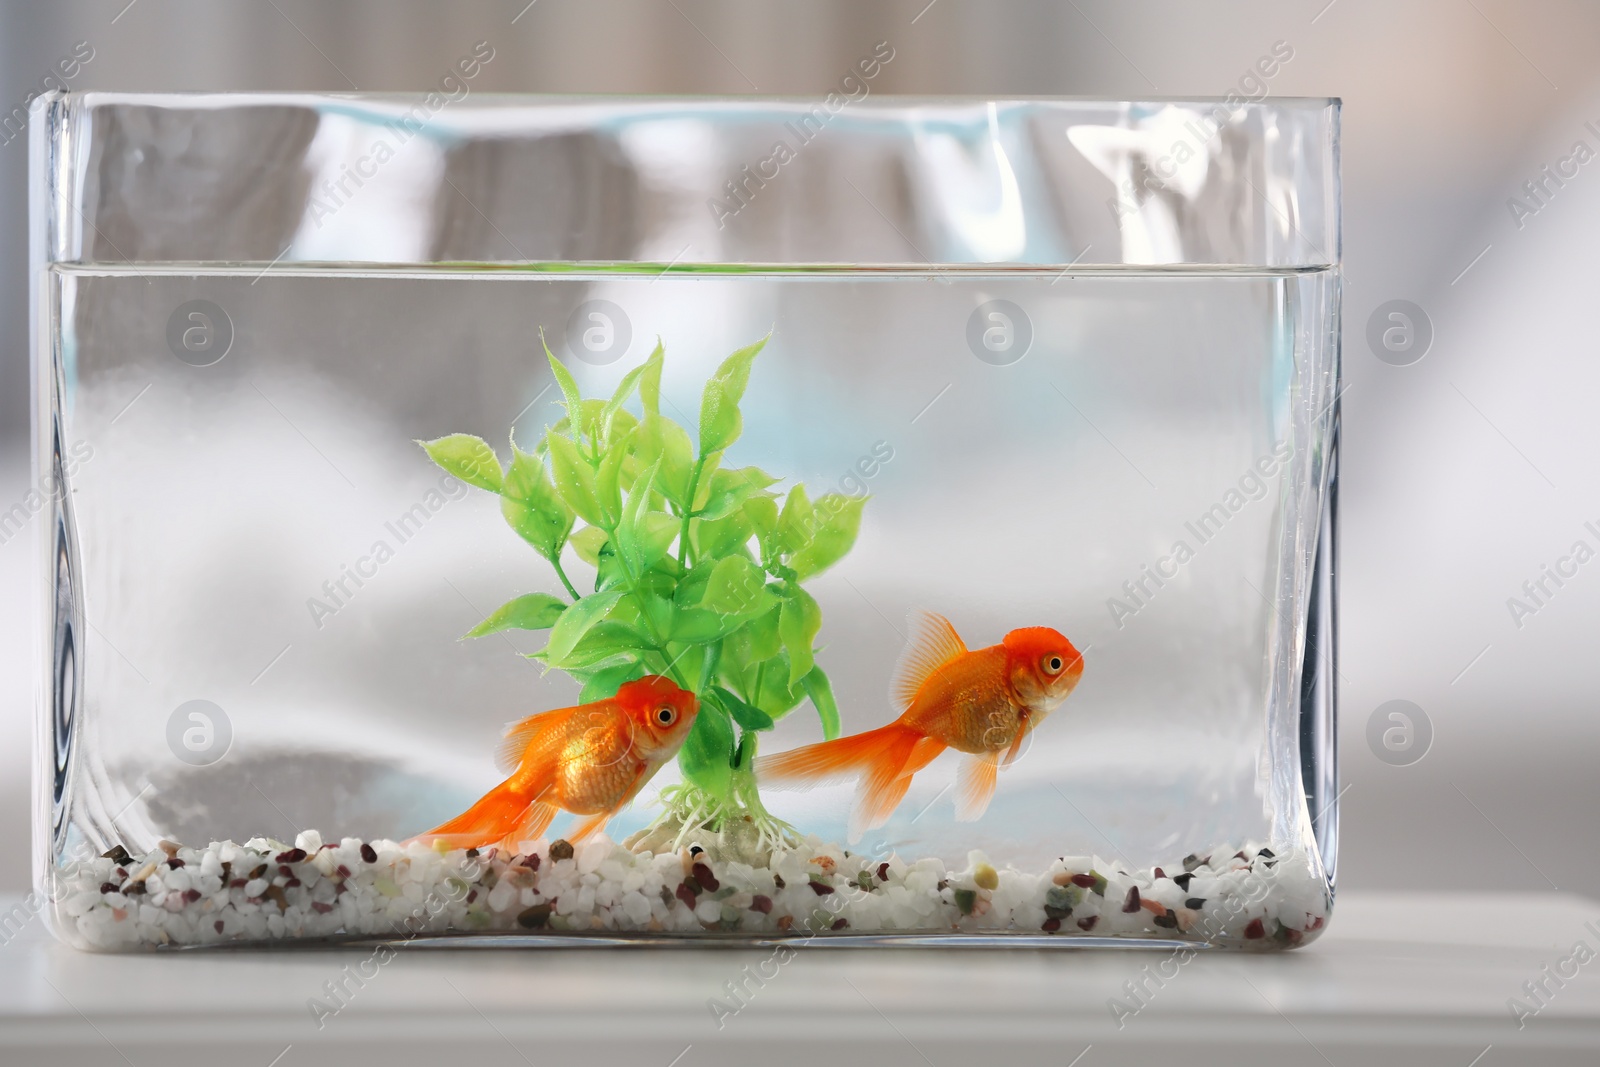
[{"left": 53, "top": 829, "right": 1328, "bottom": 950}]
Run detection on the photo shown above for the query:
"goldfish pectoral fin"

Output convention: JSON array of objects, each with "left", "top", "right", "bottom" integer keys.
[
  {"left": 497, "top": 799, "right": 560, "bottom": 854},
  {"left": 565, "top": 811, "right": 613, "bottom": 844},
  {"left": 495, "top": 706, "right": 577, "bottom": 774},
  {"left": 1002, "top": 727, "right": 1028, "bottom": 768},
  {"left": 889, "top": 611, "right": 969, "bottom": 712},
  {"left": 954, "top": 751, "right": 1000, "bottom": 822}
]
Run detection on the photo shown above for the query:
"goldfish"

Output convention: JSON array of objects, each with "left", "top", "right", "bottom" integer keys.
[
  {"left": 755, "top": 611, "right": 1083, "bottom": 840},
  {"left": 411, "top": 675, "right": 699, "bottom": 851}
]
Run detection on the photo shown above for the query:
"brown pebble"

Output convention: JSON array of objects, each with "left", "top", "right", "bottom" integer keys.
[
  {"left": 360, "top": 843, "right": 378, "bottom": 863},
  {"left": 773, "top": 874, "right": 786, "bottom": 889},
  {"left": 312, "top": 901, "right": 334, "bottom": 914},
  {"left": 517, "top": 903, "right": 553, "bottom": 929},
  {"left": 214, "top": 920, "right": 225, "bottom": 934},
  {"left": 808, "top": 881, "right": 833, "bottom": 896},
  {"left": 263, "top": 885, "right": 289, "bottom": 912},
  {"left": 876, "top": 862, "right": 890, "bottom": 882},
  {"left": 776, "top": 915, "right": 793, "bottom": 931},
  {"left": 691, "top": 862, "right": 719, "bottom": 892},
  {"left": 336, "top": 865, "right": 351, "bottom": 879},
  {"left": 521, "top": 854, "right": 541, "bottom": 870},
  {"left": 1153, "top": 867, "right": 1165, "bottom": 880},
  {"left": 1070, "top": 873, "right": 1096, "bottom": 888},
  {"left": 181, "top": 889, "right": 202, "bottom": 904},
  {"left": 831, "top": 918, "right": 848, "bottom": 930},
  {"left": 750, "top": 894, "right": 773, "bottom": 913},
  {"left": 549, "top": 840, "right": 575, "bottom": 862},
  {"left": 249, "top": 864, "right": 268, "bottom": 880},
  {"left": 466, "top": 890, "right": 477, "bottom": 903},
  {"left": 1077, "top": 916, "right": 1097, "bottom": 931},
  {"left": 276, "top": 848, "right": 307, "bottom": 864},
  {"left": 229, "top": 878, "right": 246, "bottom": 889},
  {"left": 285, "top": 877, "right": 302, "bottom": 888},
  {"left": 1244, "top": 918, "right": 1265, "bottom": 939},
  {"left": 166, "top": 857, "right": 185, "bottom": 869},
  {"left": 99, "top": 882, "right": 117, "bottom": 894},
  {"left": 1042, "top": 918, "right": 1061, "bottom": 932},
  {"left": 1122, "top": 887, "right": 1141, "bottom": 913},
  {"left": 675, "top": 883, "right": 698, "bottom": 909}
]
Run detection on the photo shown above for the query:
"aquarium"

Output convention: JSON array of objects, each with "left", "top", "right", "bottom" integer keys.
[{"left": 29, "top": 92, "right": 1339, "bottom": 950}]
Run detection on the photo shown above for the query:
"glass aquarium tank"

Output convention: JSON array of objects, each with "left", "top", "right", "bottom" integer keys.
[{"left": 29, "top": 91, "right": 1340, "bottom": 950}]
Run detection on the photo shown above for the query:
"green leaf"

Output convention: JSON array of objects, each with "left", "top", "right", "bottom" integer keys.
[
  {"left": 546, "top": 430, "right": 607, "bottom": 528},
  {"left": 775, "top": 484, "right": 815, "bottom": 555},
  {"left": 743, "top": 494, "right": 780, "bottom": 540},
  {"left": 801, "top": 665, "right": 842, "bottom": 740},
  {"left": 789, "top": 495, "right": 867, "bottom": 580},
  {"left": 779, "top": 587, "right": 822, "bottom": 687},
  {"left": 578, "top": 660, "right": 647, "bottom": 704},
  {"left": 418, "top": 435, "right": 503, "bottom": 494},
  {"left": 570, "top": 525, "right": 608, "bottom": 567},
  {"left": 752, "top": 653, "right": 806, "bottom": 718},
  {"left": 692, "top": 509, "right": 754, "bottom": 562},
  {"left": 602, "top": 360, "right": 649, "bottom": 436},
  {"left": 701, "top": 556, "right": 768, "bottom": 618},
  {"left": 744, "top": 604, "right": 783, "bottom": 663},
  {"left": 615, "top": 457, "right": 662, "bottom": 575},
  {"left": 678, "top": 699, "right": 735, "bottom": 798},
  {"left": 543, "top": 620, "right": 650, "bottom": 670},
  {"left": 465, "top": 592, "right": 568, "bottom": 638},
  {"left": 698, "top": 335, "right": 769, "bottom": 456},
  {"left": 670, "top": 607, "right": 726, "bottom": 643},
  {"left": 594, "top": 425, "right": 634, "bottom": 526},
  {"left": 543, "top": 589, "right": 624, "bottom": 666},
  {"left": 697, "top": 466, "right": 780, "bottom": 521},
  {"left": 713, "top": 685, "right": 775, "bottom": 731},
  {"left": 639, "top": 339, "right": 665, "bottom": 417},
  {"left": 634, "top": 414, "right": 696, "bottom": 507},
  {"left": 543, "top": 336, "right": 587, "bottom": 439},
  {"left": 638, "top": 514, "right": 679, "bottom": 572},
  {"left": 500, "top": 439, "right": 574, "bottom": 560}
]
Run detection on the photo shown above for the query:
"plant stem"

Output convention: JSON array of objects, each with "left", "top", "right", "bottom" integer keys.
[
  {"left": 550, "top": 555, "right": 582, "bottom": 602},
  {"left": 677, "top": 455, "right": 708, "bottom": 568}
]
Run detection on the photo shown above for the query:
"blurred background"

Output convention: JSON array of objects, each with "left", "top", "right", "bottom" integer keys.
[{"left": 1, "top": 0, "right": 1598, "bottom": 898}]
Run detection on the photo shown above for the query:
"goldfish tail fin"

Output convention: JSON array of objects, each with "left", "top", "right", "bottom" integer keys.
[
  {"left": 410, "top": 778, "right": 547, "bottom": 850},
  {"left": 890, "top": 611, "right": 968, "bottom": 712},
  {"left": 755, "top": 723, "right": 921, "bottom": 789},
  {"left": 849, "top": 733, "right": 947, "bottom": 842},
  {"left": 953, "top": 751, "right": 1000, "bottom": 822}
]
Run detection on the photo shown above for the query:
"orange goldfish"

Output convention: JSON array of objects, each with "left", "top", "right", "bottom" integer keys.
[
  {"left": 755, "top": 611, "right": 1084, "bottom": 839},
  {"left": 412, "top": 675, "right": 699, "bottom": 850}
]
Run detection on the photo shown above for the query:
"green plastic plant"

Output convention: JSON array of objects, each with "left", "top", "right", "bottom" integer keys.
[{"left": 419, "top": 335, "right": 865, "bottom": 851}]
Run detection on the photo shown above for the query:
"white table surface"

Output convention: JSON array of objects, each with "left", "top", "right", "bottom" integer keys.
[{"left": 2, "top": 890, "right": 1597, "bottom": 1067}]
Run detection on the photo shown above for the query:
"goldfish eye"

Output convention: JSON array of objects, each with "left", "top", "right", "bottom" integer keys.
[
  {"left": 1043, "top": 654, "right": 1065, "bottom": 675},
  {"left": 655, "top": 706, "right": 677, "bottom": 726}
]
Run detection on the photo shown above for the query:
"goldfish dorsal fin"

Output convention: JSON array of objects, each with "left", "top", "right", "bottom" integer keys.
[
  {"left": 495, "top": 706, "right": 574, "bottom": 774},
  {"left": 889, "top": 611, "right": 968, "bottom": 712}
]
